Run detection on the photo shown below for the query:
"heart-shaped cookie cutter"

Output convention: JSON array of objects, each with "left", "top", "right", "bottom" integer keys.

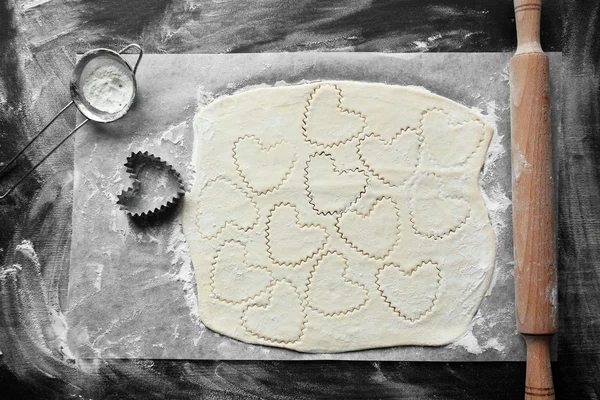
[{"left": 116, "top": 151, "right": 185, "bottom": 219}]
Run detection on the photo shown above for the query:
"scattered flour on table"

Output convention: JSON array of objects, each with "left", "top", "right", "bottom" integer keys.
[
  {"left": 473, "top": 100, "right": 512, "bottom": 296},
  {"left": 479, "top": 105, "right": 511, "bottom": 234},
  {"left": 449, "top": 329, "right": 506, "bottom": 355},
  {"left": 166, "top": 225, "right": 200, "bottom": 324},
  {"left": 15, "top": 239, "right": 76, "bottom": 360}
]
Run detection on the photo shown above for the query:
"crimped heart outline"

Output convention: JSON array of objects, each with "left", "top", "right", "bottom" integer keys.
[{"left": 116, "top": 151, "right": 185, "bottom": 219}]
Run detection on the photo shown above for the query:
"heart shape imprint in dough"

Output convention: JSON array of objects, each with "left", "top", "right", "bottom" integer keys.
[
  {"left": 421, "top": 109, "right": 485, "bottom": 168},
  {"left": 210, "top": 240, "right": 273, "bottom": 304},
  {"left": 233, "top": 135, "right": 297, "bottom": 195},
  {"left": 335, "top": 197, "right": 400, "bottom": 259},
  {"left": 358, "top": 128, "right": 421, "bottom": 186},
  {"left": 195, "top": 178, "right": 259, "bottom": 239},
  {"left": 306, "top": 251, "right": 369, "bottom": 317},
  {"left": 305, "top": 152, "right": 368, "bottom": 215},
  {"left": 242, "top": 280, "right": 306, "bottom": 344},
  {"left": 376, "top": 261, "right": 442, "bottom": 322},
  {"left": 266, "top": 203, "right": 328, "bottom": 267},
  {"left": 409, "top": 173, "right": 471, "bottom": 239},
  {"left": 302, "top": 84, "right": 366, "bottom": 147}
]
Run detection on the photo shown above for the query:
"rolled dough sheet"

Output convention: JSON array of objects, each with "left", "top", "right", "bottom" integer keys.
[
  {"left": 68, "top": 52, "right": 562, "bottom": 360},
  {"left": 182, "top": 81, "right": 495, "bottom": 353}
]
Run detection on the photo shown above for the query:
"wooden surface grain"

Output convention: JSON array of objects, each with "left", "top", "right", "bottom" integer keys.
[
  {"left": 1, "top": 0, "right": 598, "bottom": 398},
  {"left": 555, "top": 1, "right": 600, "bottom": 398}
]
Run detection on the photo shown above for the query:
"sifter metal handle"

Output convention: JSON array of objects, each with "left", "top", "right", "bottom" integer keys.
[
  {"left": 118, "top": 43, "right": 143, "bottom": 75},
  {"left": 0, "top": 119, "right": 90, "bottom": 200},
  {"left": 0, "top": 43, "right": 143, "bottom": 200}
]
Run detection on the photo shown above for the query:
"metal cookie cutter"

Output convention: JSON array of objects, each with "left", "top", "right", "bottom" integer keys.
[
  {"left": 116, "top": 151, "right": 185, "bottom": 220},
  {"left": 0, "top": 43, "right": 143, "bottom": 200}
]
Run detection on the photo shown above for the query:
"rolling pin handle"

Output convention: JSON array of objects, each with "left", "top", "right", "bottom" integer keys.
[
  {"left": 514, "top": 0, "right": 543, "bottom": 54},
  {"left": 524, "top": 335, "right": 555, "bottom": 400}
]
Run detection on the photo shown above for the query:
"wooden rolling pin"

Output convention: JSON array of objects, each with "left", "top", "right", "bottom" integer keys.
[{"left": 510, "top": 0, "right": 557, "bottom": 399}]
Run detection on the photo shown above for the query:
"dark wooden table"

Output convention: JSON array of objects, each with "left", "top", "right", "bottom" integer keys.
[{"left": 1, "top": 1, "right": 598, "bottom": 398}]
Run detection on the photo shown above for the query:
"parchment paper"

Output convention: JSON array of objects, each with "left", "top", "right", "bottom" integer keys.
[{"left": 68, "top": 53, "right": 561, "bottom": 361}]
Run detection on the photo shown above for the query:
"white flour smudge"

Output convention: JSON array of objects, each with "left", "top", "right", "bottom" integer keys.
[
  {"left": 482, "top": 337, "right": 506, "bottom": 352},
  {"left": 450, "top": 330, "right": 484, "bottom": 354},
  {"left": 413, "top": 41, "right": 429, "bottom": 50},
  {"left": 93, "top": 262, "right": 104, "bottom": 292},
  {"left": 48, "top": 308, "right": 75, "bottom": 360},
  {"left": 476, "top": 101, "right": 511, "bottom": 227},
  {"left": 15, "top": 239, "right": 39, "bottom": 264},
  {"left": 15, "top": 240, "right": 76, "bottom": 360},
  {"left": 448, "top": 328, "right": 506, "bottom": 355},
  {"left": 158, "top": 121, "right": 188, "bottom": 146},
  {"left": 470, "top": 100, "right": 513, "bottom": 302},
  {"left": 196, "top": 85, "right": 215, "bottom": 110},
  {"left": 166, "top": 224, "right": 199, "bottom": 323}
]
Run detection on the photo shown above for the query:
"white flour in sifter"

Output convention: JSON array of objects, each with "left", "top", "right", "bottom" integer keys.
[{"left": 82, "top": 64, "right": 134, "bottom": 114}]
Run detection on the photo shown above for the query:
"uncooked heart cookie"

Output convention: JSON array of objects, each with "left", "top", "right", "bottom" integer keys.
[
  {"left": 233, "top": 135, "right": 297, "bottom": 195},
  {"left": 421, "top": 109, "right": 485, "bottom": 168},
  {"left": 195, "top": 178, "right": 259, "bottom": 239},
  {"left": 210, "top": 240, "right": 273, "bottom": 304},
  {"left": 304, "top": 152, "right": 367, "bottom": 215},
  {"left": 358, "top": 128, "right": 421, "bottom": 186},
  {"left": 335, "top": 197, "right": 400, "bottom": 259},
  {"left": 242, "top": 280, "right": 306, "bottom": 344},
  {"left": 409, "top": 173, "right": 471, "bottom": 239},
  {"left": 266, "top": 203, "right": 328, "bottom": 266},
  {"left": 302, "top": 84, "right": 366, "bottom": 147},
  {"left": 306, "top": 251, "right": 368, "bottom": 317},
  {"left": 376, "top": 261, "right": 442, "bottom": 322}
]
